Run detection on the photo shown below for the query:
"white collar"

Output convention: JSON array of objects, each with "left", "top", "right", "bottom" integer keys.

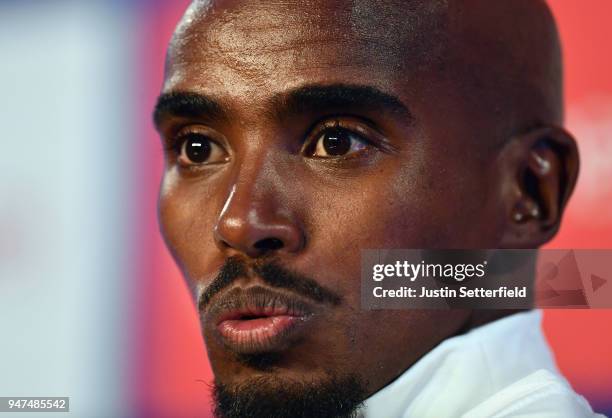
[{"left": 360, "top": 310, "right": 558, "bottom": 418}]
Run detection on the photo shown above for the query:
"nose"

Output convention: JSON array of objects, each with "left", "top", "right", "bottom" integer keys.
[{"left": 213, "top": 185, "right": 304, "bottom": 258}]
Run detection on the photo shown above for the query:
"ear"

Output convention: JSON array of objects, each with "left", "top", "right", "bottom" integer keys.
[{"left": 498, "top": 126, "right": 579, "bottom": 248}]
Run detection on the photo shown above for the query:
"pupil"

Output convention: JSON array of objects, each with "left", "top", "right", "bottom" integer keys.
[
  {"left": 185, "top": 137, "right": 211, "bottom": 163},
  {"left": 323, "top": 129, "right": 351, "bottom": 156}
]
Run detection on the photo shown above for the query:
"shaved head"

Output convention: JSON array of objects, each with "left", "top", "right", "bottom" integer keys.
[
  {"left": 444, "top": 0, "right": 563, "bottom": 134},
  {"left": 156, "top": 1, "right": 578, "bottom": 417},
  {"left": 167, "top": 0, "right": 563, "bottom": 142}
]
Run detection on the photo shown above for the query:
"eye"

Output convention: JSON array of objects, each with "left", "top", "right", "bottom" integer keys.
[
  {"left": 310, "top": 127, "right": 368, "bottom": 158},
  {"left": 177, "top": 133, "right": 228, "bottom": 166}
]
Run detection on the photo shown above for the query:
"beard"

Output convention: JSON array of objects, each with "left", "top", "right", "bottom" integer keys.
[{"left": 212, "top": 373, "right": 367, "bottom": 418}]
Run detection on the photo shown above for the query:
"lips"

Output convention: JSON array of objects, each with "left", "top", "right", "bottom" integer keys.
[{"left": 206, "top": 286, "right": 315, "bottom": 354}]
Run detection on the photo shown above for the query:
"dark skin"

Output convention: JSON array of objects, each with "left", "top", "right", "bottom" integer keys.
[{"left": 155, "top": 0, "right": 579, "bottom": 403}]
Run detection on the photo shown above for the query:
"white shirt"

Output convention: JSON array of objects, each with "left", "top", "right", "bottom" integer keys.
[{"left": 361, "top": 311, "right": 605, "bottom": 418}]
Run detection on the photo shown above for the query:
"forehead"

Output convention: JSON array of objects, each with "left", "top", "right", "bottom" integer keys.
[{"left": 164, "top": 0, "right": 449, "bottom": 98}]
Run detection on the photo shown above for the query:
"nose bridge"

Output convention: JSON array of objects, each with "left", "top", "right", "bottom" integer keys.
[
  {"left": 224, "top": 146, "right": 278, "bottom": 219},
  {"left": 214, "top": 143, "right": 303, "bottom": 257}
]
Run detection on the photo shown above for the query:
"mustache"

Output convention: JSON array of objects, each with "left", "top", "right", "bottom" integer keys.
[{"left": 198, "top": 256, "right": 342, "bottom": 311}]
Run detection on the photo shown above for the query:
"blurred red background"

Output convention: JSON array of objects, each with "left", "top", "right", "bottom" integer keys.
[{"left": 135, "top": 1, "right": 612, "bottom": 416}]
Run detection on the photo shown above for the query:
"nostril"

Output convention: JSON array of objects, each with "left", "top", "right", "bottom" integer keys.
[{"left": 253, "top": 237, "right": 284, "bottom": 252}]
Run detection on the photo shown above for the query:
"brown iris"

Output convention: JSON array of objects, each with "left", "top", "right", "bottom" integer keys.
[{"left": 321, "top": 128, "right": 351, "bottom": 156}]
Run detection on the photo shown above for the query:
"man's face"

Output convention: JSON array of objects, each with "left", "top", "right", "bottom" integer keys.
[{"left": 155, "top": 0, "right": 524, "bottom": 415}]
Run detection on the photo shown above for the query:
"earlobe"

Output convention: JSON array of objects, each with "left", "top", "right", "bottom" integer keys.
[{"left": 500, "top": 126, "right": 579, "bottom": 248}]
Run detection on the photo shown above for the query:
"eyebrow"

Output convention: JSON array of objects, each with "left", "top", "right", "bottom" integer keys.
[
  {"left": 273, "top": 84, "right": 413, "bottom": 122},
  {"left": 153, "top": 91, "right": 228, "bottom": 128},
  {"left": 153, "top": 83, "right": 412, "bottom": 129}
]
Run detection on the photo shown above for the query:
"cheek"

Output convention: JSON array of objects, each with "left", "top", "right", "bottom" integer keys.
[
  {"left": 296, "top": 166, "right": 433, "bottom": 307},
  {"left": 305, "top": 167, "right": 448, "bottom": 254},
  {"left": 299, "top": 158, "right": 495, "bottom": 299},
  {"left": 158, "top": 173, "right": 221, "bottom": 278}
]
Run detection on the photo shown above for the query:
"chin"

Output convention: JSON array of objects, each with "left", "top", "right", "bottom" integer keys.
[{"left": 212, "top": 369, "right": 367, "bottom": 418}]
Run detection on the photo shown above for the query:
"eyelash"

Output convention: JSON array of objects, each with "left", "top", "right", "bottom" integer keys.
[
  {"left": 304, "top": 117, "right": 398, "bottom": 155},
  {"left": 165, "top": 130, "right": 200, "bottom": 153},
  {"left": 302, "top": 122, "right": 366, "bottom": 156}
]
